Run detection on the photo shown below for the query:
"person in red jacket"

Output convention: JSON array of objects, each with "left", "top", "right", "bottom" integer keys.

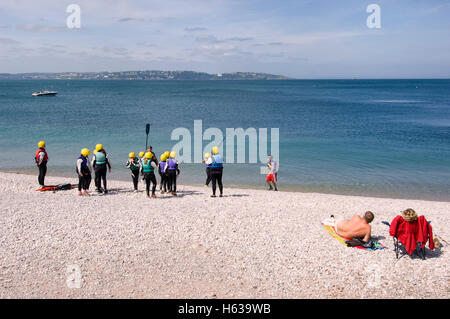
[{"left": 389, "top": 208, "right": 434, "bottom": 256}]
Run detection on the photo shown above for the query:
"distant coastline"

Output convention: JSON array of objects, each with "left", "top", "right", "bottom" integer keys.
[{"left": 0, "top": 70, "right": 291, "bottom": 80}]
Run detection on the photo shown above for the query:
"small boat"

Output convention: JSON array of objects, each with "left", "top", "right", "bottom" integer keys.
[{"left": 32, "top": 90, "right": 58, "bottom": 96}]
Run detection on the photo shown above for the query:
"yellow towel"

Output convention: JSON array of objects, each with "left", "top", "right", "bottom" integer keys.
[{"left": 321, "top": 223, "right": 348, "bottom": 246}]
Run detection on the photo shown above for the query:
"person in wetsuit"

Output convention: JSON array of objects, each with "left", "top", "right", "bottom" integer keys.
[
  {"left": 35, "top": 140, "right": 48, "bottom": 187},
  {"left": 141, "top": 151, "right": 158, "bottom": 198},
  {"left": 76, "top": 148, "right": 92, "bottom": 196},
  {"left": 92, "top": 144, "right": 111, "bottom": 194},
  {"left": 126, "top": 152, "right": 140, "bottom": 192},
  {"left": 202, "top": 152, "right": 212, "bottom": 187},
  {"left": 158, "top": 153, "right": 168, "bottom": 193},
  {"left": 209, "top": 146, "right": 223, "bottom": 197},
  {"left": 164, "top": 151, "right": 180, "bottom": 196}
]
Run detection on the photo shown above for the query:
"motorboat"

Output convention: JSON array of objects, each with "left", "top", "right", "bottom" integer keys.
[{"left": 32, "top": 90, "right": 58, "bottom": 96}]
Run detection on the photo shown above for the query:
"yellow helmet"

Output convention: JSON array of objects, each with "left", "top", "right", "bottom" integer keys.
[
  {"left": 204, "top": 152, "right": 210, "bottom": 158},
  {"left": 145, "top": 152, "right": 153, "bottom": 159},
  {"left": 129, "top": 152, "right": 136, "bottom": 158},
  {"left": 170, "top": 151, "right": 176, "bottom": 158},
  {"left": 164, "top": 151, "right": 170, "bottom": 158},
  {"left": 160, "top": 154, "right": 167, "bottom": 161},
  {"left": 38, "top": 141, "right": 46, "bottom": 148},
  {"left": 139, "top": 151, "right": 145, "bottom": 158},
  {"left": 212, "top": 146, "right": 219, "bottom": 155},
  {"left": 81, "top": 148, "right": 90, "bottom": 157},
  {"left": 95, "top": 144, "right": 103, "bottom": 151}
]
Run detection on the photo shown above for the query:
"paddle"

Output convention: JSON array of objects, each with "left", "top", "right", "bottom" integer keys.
[{"left": 145, "top": 123, "right": 150, "bottom": 149}]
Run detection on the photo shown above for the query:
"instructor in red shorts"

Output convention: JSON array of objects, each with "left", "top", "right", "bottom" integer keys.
[{"left": 266, "top": 155, "right": 278, "bottom": 191}]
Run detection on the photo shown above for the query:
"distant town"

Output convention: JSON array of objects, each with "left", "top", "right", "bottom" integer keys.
[{"left": 0, "top": 71, "right": 291, "bottom": 80}]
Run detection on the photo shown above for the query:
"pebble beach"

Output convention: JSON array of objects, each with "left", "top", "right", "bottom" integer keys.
[{"left": 0, "top": 171, "right": 448, "bottom": 299}]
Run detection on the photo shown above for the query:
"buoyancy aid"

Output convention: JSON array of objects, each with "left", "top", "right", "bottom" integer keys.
[
  {"left": 142, "top": 159, "right": 154, "bottom": 173},
  {"left": 210, "top": 154, "right": 223, "bottom": 168},
  {"left": 166, "top": 158, "right": 177, "bottom": 170},
  {"left": 35, "top": 148, "right": 48, "bottom": 164},
  {"left": 95, "top": 151, "right": 107, "bottom": 165}
]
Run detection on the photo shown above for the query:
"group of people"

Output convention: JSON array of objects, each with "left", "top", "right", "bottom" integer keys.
[
  {"left": 75, "top": 144, "right": 182, "bottom": 197},
  {"left": 125, "top": 145, "right": 227, "bottom": 198},
  {"left": 125, "top": 146, "right": 180, "bottom": 198},
  {"left": 35, "top": 141, "right": 231, "bottom": 198},
  {"left": 35, "top": 142, "right": 111, "bottom": 196},
  {"left": 75, "top": 144, "right": 112, "bottom": 196}
]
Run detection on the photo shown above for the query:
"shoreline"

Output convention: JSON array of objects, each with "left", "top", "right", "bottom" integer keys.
[
  {"left": 0, "top": 170, "right": 449, "bottom": 298},
  {"left": 2, "top": 168, "right": 449, "bottom": 203}
]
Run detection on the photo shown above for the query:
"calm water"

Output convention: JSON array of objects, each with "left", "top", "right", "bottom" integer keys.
[{"left": 0, "top": 79, "right": 449, "bottom": 200}]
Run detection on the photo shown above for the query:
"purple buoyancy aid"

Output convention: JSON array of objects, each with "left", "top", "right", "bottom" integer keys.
[
  {"left": 78, "top": 155, "right": 88, "bottom": 169},
  {"left": 167, "top": 158, "right": 177, "bottom": 170}
]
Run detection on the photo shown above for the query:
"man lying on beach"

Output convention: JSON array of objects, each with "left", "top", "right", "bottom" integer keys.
[{"left": 327, "top": 211, "right": 374, "bottom": 242}]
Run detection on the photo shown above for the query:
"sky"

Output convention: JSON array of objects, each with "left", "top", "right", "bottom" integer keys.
[{"left": 0, "top": 0, "right": 449, "bottom": 78}]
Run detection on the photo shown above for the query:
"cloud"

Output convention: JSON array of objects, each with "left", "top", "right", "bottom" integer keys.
[
  {"left": 226, "top": 37, "right": 253, "bottom": 42},
  {"left": 268, "top": 42, "right": 283, "bottom": 46},
  {"left": 195, "top": 35, "right": 221, "bottom": 44},
  {"left": 118, "top": 17, "right": 139, "bottom": 23},
  {"left": 117, "top": 17, "right": 151, "bottom": 23},
  {"left": 16, "top": 24, "right": 68, "bottom": 32},
  {"left": 279, "top": 31, "right": 365, "bottom": 45},
  {"left": 192, "top": 42, "right": 257, "bottom": 61},
  {"left": 185, "top": 27, "right": 208, "bottom": 32},
  {"left": 195, "top": 35, "right": 253, "bottom": 44},
  {"left": 136, "top": 42, "right": 158, "bottom": 48},
  {"left": 92, "top": 46, "right": 129, "bottom": 56},
  {"left": 420, "top": 2, "right": 450, "bottom": 15},
  {"left": 0, "top": 37, "right": 21, "bottom": 45},
  {"left": 0, "top": 0, "right": 449, "bottom": 77},
  {"left": 44, "top": 44, "right": 66, "bottom": 49},
  {"left": 37, "top": 46, "right": 67, "bottom": 55}
]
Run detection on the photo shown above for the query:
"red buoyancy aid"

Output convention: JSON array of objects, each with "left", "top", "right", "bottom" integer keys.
[{"left": 35, "top": 148, "right": 48, "bottom": 163}]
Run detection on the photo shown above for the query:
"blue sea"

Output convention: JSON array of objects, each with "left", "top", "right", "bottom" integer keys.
[{"left": 0, "top": 79, "right": 449, "bottom": 201}]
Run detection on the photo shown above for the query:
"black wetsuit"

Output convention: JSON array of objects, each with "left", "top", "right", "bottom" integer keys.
[
  {"left": 126, "top": 158, "right": 140, "bottom": 191},
  {"left": 205, "top": 166, "right": 212, "bottom": 186},
  {"left": 93, "top": 151, "right": 111, "bottom": 192},
  {"left": 210, "top": 167, "right": 223, "bottom": 196},
  {"left": 129, "top": 170, "right": 138, "bottom": 190},
  {"left": 36, "top": 148, "right": 47, "bottom": 186},
  {"left": 78, "top": 167, "right": 91, "bottom": 191},
  {"left": 38, "top": 163, "right": 47, "bottom": 186},
  {"left": 144, "top": 172, "right": 157, "bottom": 196},
  {"left": 158, "top": 163, "right": 168, "bottom": 192},
  {"left": 166, "top": 162, "right": 180, "bottom": 194},
  {"left": 142, "top": 159, "right": 157, "bottom": 196}
]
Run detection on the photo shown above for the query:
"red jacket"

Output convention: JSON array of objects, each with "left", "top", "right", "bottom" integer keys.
[
  {"left": 35, "top": 148, "right": 48, "bottom": 164},
  {"left": 389, "top": 215, "right": 434, "bottom": 255}
]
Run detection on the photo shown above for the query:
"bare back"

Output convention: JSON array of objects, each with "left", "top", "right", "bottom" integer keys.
[{"left": 337, "top": 215, "right": 371, "bottom": 241}]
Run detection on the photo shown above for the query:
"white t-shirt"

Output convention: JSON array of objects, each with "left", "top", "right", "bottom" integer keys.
[{"left": 268, "top": 161, "right": 277, "bottom": 174}]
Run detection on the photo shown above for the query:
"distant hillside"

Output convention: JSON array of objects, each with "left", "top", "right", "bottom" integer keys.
[{"left": 0, "top": 71, "right": 292, "bottom": 80}]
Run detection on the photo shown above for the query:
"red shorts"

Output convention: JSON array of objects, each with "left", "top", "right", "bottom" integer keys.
[{"left": 266, "top": 174, "right": 274, "bottom": 182}]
